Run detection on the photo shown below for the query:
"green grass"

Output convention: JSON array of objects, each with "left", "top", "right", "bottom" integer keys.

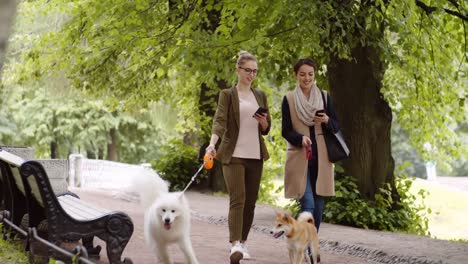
[
  {"left": 0, "top": 225, "right": 29, "bottom": 264},
  {"left": 410, "top": 178, "right": 468, "bottom": 240}
]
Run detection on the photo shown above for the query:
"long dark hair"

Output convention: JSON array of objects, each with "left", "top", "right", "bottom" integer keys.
[{"left": 293, "top": 58, "right": 317, "bottom": 74}]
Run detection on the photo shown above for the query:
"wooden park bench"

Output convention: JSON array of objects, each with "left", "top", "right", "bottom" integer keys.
[
  {"left": 0, "top": 146, "right": 34, "bottom": 222},
  {"left": 0, "top": 149, "right": 134, "bottom": 264}
]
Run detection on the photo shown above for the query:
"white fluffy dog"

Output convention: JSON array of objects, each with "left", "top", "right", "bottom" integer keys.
[{"left": 134, "top": 169, "right": 199, "bottom": 264}]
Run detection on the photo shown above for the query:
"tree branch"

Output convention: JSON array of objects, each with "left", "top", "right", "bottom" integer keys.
[
  {"left": 415, "top": 0, "right": 436, "bottom": 14},
  {"left": 415, "top": 0, "right": 468, "bottom": 21},
  {"left": 447, "top": 0, "right": 459, "bottom": 9},
  {"left": 207, "top": 25, "right": 300, "bottom": 49},
  {"left": 443, "top": 8, "right": 468, "bottom": 21}
]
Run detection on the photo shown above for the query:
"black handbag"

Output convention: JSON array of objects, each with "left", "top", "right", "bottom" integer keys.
[
  {"left": 320, "top": 90, "right": 350, "bottom": 163},
  {"left": 323, "top": 129, "right": 350, "bottom": 162}
]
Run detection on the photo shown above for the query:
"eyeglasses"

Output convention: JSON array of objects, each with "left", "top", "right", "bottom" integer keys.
[{"left": 238, "top": 66, "right": 258, "bottom": 75}]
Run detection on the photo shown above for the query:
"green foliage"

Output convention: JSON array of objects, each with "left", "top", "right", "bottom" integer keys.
[
  {"left": 437, "top": 122, "right": 468, "bottom": 176},
  {"left": 282, "top": 199, "right": 301, "bottom": 216},
  {"left": 322, "top": 175, "right": 431, "bottom": 236},
  {"left": 256, "top": 83, "right": 287, "bottom": 205},
  {"left": 382, "top": 0, "right": 466, "bottom": 167},
  {"left": 0, "top": 225, "right": 28, "bottom": 263},
  {"left": 392, "top": 121, "right": 427, "bottom": 178},
  {"left": 1, "top": 1, "right": 466, "bottom": 230},
  {"left": 0, "top": 116, "right": 16, "bottom": 142},
  {"left": 152, "top": 138, "right": 203, "bottom": 191},
  {"left": 1, "top": 76, "right": 173, "bottom": 162},
  {"left": 4, "top": 0, "right": 465, "bottom": 159}
]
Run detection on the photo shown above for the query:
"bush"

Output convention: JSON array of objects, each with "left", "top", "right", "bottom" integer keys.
[
  {"left": 152, "top": 139, "right": 204, "bottom": 191},
  {"left": 322, "top": 175, "right": 431, "bottom": 236}
]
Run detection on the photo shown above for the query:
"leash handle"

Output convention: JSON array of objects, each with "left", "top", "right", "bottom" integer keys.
[
  {"left": 203, "top": 151, "right": 216, "bottom": 169},
  {"left": 181, "top": 152, "right": 216, "bottom": 193}
]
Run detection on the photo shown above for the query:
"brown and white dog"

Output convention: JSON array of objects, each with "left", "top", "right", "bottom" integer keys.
[{"left": 272, "top": 211, "right": 320, "bottom": 264}]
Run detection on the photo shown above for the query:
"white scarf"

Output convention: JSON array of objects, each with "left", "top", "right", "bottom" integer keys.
[{"left": 293, "top": 84, "right": 324, "bottom": 126}]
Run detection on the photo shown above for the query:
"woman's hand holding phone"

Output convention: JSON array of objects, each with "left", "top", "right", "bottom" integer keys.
[
  {"left": 313, "top": 109, "right": 329, "bottom": 124},
  {"left": 253, "top": 107, "right": 268, "bottom": 131},
  {"left": 253, "top": 107, "right": 268, "bottom": 117}
]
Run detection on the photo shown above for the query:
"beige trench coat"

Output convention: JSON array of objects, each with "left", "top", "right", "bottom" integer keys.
[{"left": 284, "top": 91, "right": 335, "bottom": 199}]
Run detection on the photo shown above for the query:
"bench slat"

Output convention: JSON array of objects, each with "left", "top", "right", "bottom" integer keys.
[
  {"left": 0, "top": 150, "right": 24, "bottom": 167},
  {"left": 58, "top": 195, "right": 110, "bottom": 221}
]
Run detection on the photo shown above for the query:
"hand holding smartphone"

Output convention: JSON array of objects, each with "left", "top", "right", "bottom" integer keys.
[
  {"left": 253, "top": 107, "right": 268, "bottom": 117},
  {"left": 315, "top": 109, "right": 325, "bottom": 116}
]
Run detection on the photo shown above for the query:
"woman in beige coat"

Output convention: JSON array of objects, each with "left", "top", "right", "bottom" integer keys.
[
  {"left": 206, "top": 51, "right": 271, "bottom": 264},
  {"left": 282, "top": 58, "right": 339, "bottom": 231}
]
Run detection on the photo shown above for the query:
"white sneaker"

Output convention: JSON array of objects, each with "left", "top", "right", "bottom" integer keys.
[
  {"left": 240, "top": 243, "right": 252, "bottom": 260},
  {"left": 230, "top": 242, "right": 243, "bottom": 264}
]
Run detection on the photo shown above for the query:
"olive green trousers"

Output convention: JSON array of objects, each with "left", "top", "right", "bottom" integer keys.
[{"left": 223, "top": 157, "right": 263, "bottom": 242}]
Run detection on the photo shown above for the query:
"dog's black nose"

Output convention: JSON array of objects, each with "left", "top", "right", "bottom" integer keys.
[
  {"left": 164, "top": 218, "right": 170, "bottom": 224},
  {"left": 269, "top": 230, "right": 273, "bottom": 234}
]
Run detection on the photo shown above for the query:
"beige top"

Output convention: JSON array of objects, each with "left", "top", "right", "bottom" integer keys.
[{"left": 232, "top": 92, "right": 261, "bottom": 159}]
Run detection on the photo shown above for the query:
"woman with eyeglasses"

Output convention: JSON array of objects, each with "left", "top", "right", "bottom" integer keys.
[
  {"left": 281, "top": 57, "right": 340, "bottom": 233},
  {"left": 206, "top": 51, "right": 271, "bottom": 264}
]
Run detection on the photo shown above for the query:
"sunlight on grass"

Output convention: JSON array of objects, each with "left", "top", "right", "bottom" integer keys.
[{"left": 410, "top": 178, "right": 468, "bottom": 240}]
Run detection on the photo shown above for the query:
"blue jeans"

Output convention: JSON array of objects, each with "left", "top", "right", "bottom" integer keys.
[{"left": 299, "top": 167, "right": 324, "bottom": 231}]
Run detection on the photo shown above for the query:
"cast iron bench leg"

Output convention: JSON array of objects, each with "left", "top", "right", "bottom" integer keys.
[
  {"left": 83, "top": 235, "right": 102, "bottom": 256},
  {"left": 104, "top": 215, "right": 134, "bottom": 264}
]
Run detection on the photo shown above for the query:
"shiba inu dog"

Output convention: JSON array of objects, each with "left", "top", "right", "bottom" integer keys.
[{"left": 272, "top": 211, "right": 320, "bottom": 264}]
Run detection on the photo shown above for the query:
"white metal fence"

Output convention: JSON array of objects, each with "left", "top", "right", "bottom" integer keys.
[{"left": 69, "top": 154, "right": 150, "bottom": 190}]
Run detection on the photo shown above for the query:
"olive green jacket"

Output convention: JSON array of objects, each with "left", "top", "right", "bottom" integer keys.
[{"left": 211, "top": 87, "right": 271, "bottom": 164}]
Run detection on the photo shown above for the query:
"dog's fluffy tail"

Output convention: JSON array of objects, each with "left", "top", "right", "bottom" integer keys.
[
  {"left": 132, "top": 168, "right": 169, "bottom": 209},
  {"left": 297, "top": 211, "right": 315, "bottom": 225}
]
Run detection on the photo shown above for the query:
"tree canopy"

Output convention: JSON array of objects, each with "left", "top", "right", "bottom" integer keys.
[{"left": 1, "top": 0, "right": 466, "bottom": 197}]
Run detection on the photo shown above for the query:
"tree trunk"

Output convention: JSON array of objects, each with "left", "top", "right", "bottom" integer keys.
[
  {"left": 50, "top": 113, "right": 59, "bottom": 158},
  {"left": 327, "top": 45, "right": 396, "bottom": 200},
  {"left": 199, "top": 80, "right": 228, "bottom": 192},
  {"left": 107, "top": 128, "right": 118, "bottom": 161},
  {"left": 86, "top": 149, "right": 96, "bottom": 159},
  {"left": 97, "top": 148, "right": 104, "bottom": 160},
  {"left": 50, "top": 140, "right": 59, "bottom": 159},
  {"left": 197, "top": 0, "right": 226, "bottom": 192}
]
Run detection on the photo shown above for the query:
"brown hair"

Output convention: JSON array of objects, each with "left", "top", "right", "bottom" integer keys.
[
  {"left": 293, "top": 58, "right": 317, "bottom": 74},
  {"left": 236, "top": 51, "right": 257, "bottom": 66}
]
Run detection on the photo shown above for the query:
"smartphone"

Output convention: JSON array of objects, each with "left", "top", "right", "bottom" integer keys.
[
  {"left": 315, "top": 109, "right": 325, "bottom": 116},
  {"left": 253, "top": 107, "right": 268, "bottom": 117}
]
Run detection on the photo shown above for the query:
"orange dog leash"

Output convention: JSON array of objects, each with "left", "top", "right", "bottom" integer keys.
[{"left": 181, "top": 152, "right": 216, "bottom": 193}]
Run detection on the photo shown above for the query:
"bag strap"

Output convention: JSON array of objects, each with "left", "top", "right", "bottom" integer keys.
[{"left": 321, "top": 90, "right": 328, "bottom": 109}]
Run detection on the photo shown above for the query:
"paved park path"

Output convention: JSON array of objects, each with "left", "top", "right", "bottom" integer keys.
[{"left": 72, "top": 188, "right": 468, "bottom": 264}]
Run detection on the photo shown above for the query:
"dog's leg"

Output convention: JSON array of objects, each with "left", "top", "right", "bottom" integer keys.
[
  {"left": 155, "top": 243, "right": 172, "bottom": 264},
  {"left": 311, "top": 239, "right": 320, "bottom": 264},
  {"left": 294, "top": 249, "right": 303, "bottom": 264},
  {"left": 179, "top": 237, "right": 199, "bottom": 264},
  {"left": 303, "top": 245, "right": 312, "bottom": 264},
  {"left": 288, "top": 249, "right": 295, "bottom": 264}
]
